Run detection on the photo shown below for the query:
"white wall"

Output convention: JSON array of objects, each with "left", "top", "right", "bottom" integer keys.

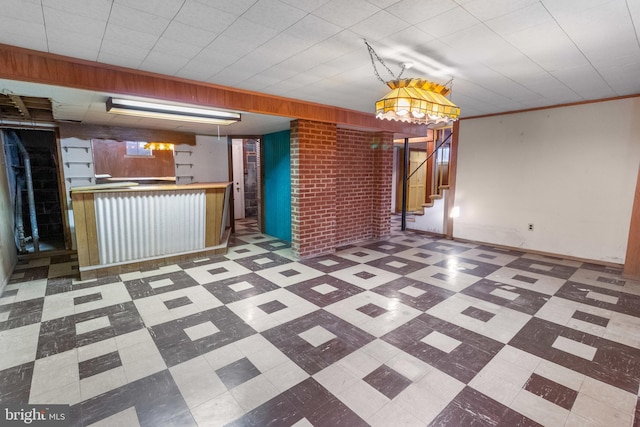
[
  {"left": 174, "top": 135, "right": 229, "bottom": 184},
  {"left": 410, "top": 190, "right": 448, "bottom": 234},
  {"left": 454, "top": 97, "right": 640, "bottom": 264}
]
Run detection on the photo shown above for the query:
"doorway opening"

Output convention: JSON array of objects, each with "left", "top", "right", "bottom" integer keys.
[
  {"left": 231, "top": 137, "right": 260, "bottom": 224},
  {"left": 1, "top": 129, "right": 67, "bottom": 254}
]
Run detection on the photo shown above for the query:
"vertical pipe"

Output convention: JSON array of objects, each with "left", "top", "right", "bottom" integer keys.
[
  {"left": 401, "top": 137, "right": 409, "bottom": 231},
  {"left": 15, "top": 179, "right": 26, "bottom": 252},
  {"left": 15, "top": 137, "right": 39, "bottom": 252}
]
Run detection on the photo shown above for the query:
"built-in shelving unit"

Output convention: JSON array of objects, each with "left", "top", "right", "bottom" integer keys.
[{"left": 174, "top": 147, "right": 195, "bottom": 184}]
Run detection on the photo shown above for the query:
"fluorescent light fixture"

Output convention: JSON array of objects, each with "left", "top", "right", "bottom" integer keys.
[{"left": 106, "top": 97, "right": 241, "bottom": 125}]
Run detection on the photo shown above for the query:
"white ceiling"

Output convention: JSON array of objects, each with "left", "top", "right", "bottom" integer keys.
[{"left": 0, "top": 0, "right": 639, "bottom": 135}]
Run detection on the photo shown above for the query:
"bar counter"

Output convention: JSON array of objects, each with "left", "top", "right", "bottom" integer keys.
[{"left": 71, "top": 182, "right": 232, "bottom": 280}]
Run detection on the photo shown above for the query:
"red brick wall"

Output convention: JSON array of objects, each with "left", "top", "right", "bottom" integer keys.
[
  {"left": 291, "top": 120, "right": 393, "bottom": 258},
  {"left": 371, "top": 132, "right": 394, "bottom": 238},
  {"left": 336, "top": 130, "right": 393, "bottom": 246},
  {"left": 291, "top": 120, "right": 337, "bottom": 258}
]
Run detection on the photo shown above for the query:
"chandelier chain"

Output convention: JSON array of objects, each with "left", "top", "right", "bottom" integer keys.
[{"left": 364, "top": 40, "right": 402, "bottom": 84}]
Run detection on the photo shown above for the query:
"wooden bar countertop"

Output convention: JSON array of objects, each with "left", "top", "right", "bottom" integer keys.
[{"left": 71, "top": 181, "right": 232, "bottom": 194}]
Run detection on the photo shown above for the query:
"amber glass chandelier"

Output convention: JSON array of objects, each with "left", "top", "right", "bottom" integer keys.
[
  {"left": 143, "top": 142, "right": 174, "bottom": 151},
  {"left": 376, "top": 78, "right": 460, "bottom": 125},
  {"left": 365, "top": 41, "right": 460, "bottom": 126}
]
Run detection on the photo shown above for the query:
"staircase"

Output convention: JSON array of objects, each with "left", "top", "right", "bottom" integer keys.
[{"left": 405, "top": 128, "right": 452, "bottom": 235}]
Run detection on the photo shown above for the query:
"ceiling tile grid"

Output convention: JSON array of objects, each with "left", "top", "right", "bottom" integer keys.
[{"left": 0, "top": 0, "right": 638, "bottom": 130}]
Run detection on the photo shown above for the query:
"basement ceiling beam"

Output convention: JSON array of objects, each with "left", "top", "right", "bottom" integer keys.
[
  {"left": 0, "top": 43, "right": 428, "bottom": 136},
  {"left": 9, "top": 94, "right": 31, "bottom": 119}
]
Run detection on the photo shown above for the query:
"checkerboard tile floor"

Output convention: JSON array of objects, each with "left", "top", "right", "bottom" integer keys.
[{"left": 2, "top": 216, "right": 640, "bottom": 426}]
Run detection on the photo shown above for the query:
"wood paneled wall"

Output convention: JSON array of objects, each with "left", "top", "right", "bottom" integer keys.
[{"left": 92, "top": 139, "right": 175, "bottom": 178}]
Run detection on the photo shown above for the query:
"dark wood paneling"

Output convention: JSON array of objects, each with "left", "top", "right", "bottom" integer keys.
[
  {"left": 0, "top": 43, "right": 427, "bottom": 136},
  {"left": 91, "top": 139, "right": 175, "bottom": 178}
]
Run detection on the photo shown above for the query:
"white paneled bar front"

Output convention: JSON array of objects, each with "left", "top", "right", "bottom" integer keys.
[{"left": 71, "top": 182, "right": 231, "bottom": 280}]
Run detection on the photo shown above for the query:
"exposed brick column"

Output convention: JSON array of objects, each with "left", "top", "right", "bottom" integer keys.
[
  {"left": 290, "top": 119, "right": 337, "bottom": 258},
  {"left": 371, "top": 132, "right": 394, "bottom": 238}
]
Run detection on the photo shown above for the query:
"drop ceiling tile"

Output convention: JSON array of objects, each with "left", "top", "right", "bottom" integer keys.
[
  {"left": 192, "top": 39, "right": 247, "bottom": 63},
  {"left": 551, "top": 64, "right": 617, "bottom": 99},
  {"left": 597, "top": 58, "right": 640, "bottom": 94},
  {"left": 583, "top": 40, "right": 640, "bottom": 65},
  {"left": 256, "top": 33, "right": 314, "bottom": 64},
  {"left": 208, "top": 67, "right": 256, "bottom": 87},
  {"left": 0, "top": 16, "right": 48, "bottom": 49},
  {"left": 259, "top": 65, "right": 299, "bottom": 83},
  {"left": 349, "top": 10, "right": 412, "bottom": 40},
  {"left": 283, "top": 14, "right": 342, "bottom": 44},
  {"left": 172, "top": 69, "right": 212, "bottom": 83},
  {"left": 484, "top": 2, "right": 553, "bottom": 36},
  {"left": 43, "top": 7, "right": 107, "bottom": 39},
  {"left": 384, "top": 26, "right": 437, "bottom": 47},
  {"left": 368, "top": 0, "right": 402, "bottom": 7},
  {"left": 241, "top": 0, "right": 307, "bottom": 31},
  {"left": 113, "top": 0, "right": 185, "bottom": 19},
  {"left": 162, "top": 21, "right": 221, "bottom": 47},
  {"left": 41, "top": 0, "right": 112, "bottom": 20},
  {"left": 276, "top": 49, "right": 339, "bottom": 74},
  {"left": 178, "top": 61, "right": 225, "bottom": 82},
  {"left": 101, "top": 24, "right": 159, "bottom": 50},
  {"left": 540, "top": 0, "right": 618, "bottom": 19},
  {"left": 46, "top": 27, "right": 102, "bottom": 58},
  {"left": 3, "top": 0, "right": 44, "bottom": 22},
  {"left": 416, "top": 7, "right": 481, "bottom": 38},
  {"left": 198, "top": 0, "right": 259, "bottom": 15},
  {"left": 387, "top": 0, "right": 458, "bottom": 25},
  {"left": 96, "top": 52, "right": 145, "bottom": 73},
  {"left": 312, "top": 0, "right": 380, "bottom": 27},
  {"left": 109, "top": 3, "right": 171, "bottom": 36},
  {"left": 503, "top": 22, "right": 590, "bottom": 72},
  {"left": 461, "top": 0, "right": 539, "bottom": 21},
  {"left": 174, "top": 1, "right": 237, "bottom": 31},
  {"left": 152, "top": 37, "right": 204, "bottom": 59},
  {"left": 280, "top": 0, "right": 331, "bottom": 12},
  {"left": 140, "top": 52, "right": 191, "bottom": 76},
  {"left": 221, "top": 18, "right": 279, "bottom": 46}
]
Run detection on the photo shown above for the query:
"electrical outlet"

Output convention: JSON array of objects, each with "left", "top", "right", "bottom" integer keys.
[{"left": 528, "top": 223, "right": 534, "bottom": 231}]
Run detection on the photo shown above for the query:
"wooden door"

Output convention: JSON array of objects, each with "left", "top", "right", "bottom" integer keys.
[{"left": 408, "top": 150, "right": 426, "bottom": 211}]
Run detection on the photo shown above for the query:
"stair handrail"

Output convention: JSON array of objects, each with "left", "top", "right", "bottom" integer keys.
[{"left": 407, "top": 131, "right": 452, "bottom": 181}]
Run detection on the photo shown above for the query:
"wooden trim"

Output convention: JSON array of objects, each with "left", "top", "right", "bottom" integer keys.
[
  {"left": 462, "top": 93, "right": 640, "bottom": 121},
  {"left": 205, "top": 187, "right": 227, "bottom": 246},
  {"left": 624, "top": 164, "right": 640, "bottom": 279},
  {"left": 0, "top": 43, "right": 428, "bottom": 136},
  {"left": 71, "top": 181, "right": 231, "bottom": 194},
  {"left": 71, "top": 192, "right": 99, "bottom": 267},
  {"left": 425, "top": 136, "right": 436, "bottom": 205},
  {"left": 445, "top": 121, "right": 460, "bottom": 239}
]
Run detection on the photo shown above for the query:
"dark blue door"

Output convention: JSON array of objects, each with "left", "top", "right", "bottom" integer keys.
[{"left": 263, "top": 130, "right": 291, "bottom": 241}]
